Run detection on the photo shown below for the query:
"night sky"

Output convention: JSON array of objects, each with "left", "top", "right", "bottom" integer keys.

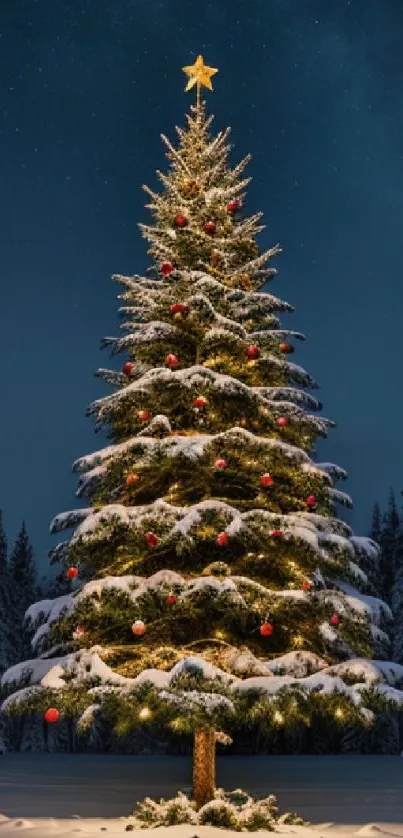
[{"left": 1, "top": 0, "right": 403, "bottom": 574}]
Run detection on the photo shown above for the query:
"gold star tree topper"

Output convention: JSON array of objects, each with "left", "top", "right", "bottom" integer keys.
[{"left": 182, "top": 54, "right": 218, "bottom": 92}]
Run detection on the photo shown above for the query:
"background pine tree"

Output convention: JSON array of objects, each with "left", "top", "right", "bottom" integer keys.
[
  {"left": 8, "top": 522, "right": 37, "bottom": 661},
  {"left": 380, "top": 489, "right": 400, "bottom": 603},
  {"left": 367, "top": 501, "right": 383, "bottom": 592},
  {"left": 391, "top": 495, "right": 403, "bottom": 663},
  {"left": 0, "top": 510, "right": 15, "bottom": 674},
  {"left": 370, "top": 501, "right": 382, "bottom": 545},
  {"left": 367, "top": 492, "right": 403, "bottom": 664}
]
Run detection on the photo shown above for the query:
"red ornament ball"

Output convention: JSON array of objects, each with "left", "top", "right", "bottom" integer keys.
[
  {"left": 216, "top": 531, "right": 229, "bottom": 547},
  {"left": 66, "top": 566, "right": 78, "bottom": 580},
  {"left": 193, "top": 396, "right": 208, "bottom": 409},
  {"left": 210, "top": 249, "right": 220, "bottom": 262},
  {"left": 270, "top": 529, "right": 283, "bottom": 539},
  {"left": 73, "top": 624, "right": 86, "bottom": 640},
  {"left": 260, "top": 621, "right": 274, "bottom": 637},
  {"left": 302, "top": 580, "right": 312, "bottom": 592},
  {"left": 214, "top": 458, "right": 228, "bottom": 470},
  {"left": 174, "top": 213, "right": 188, "bottom": 228},
  {"left": 122, "top": 362, "right": 134, "bottom": 376},
  {"left": 306, "top": 494, "right": 316, "bottom": 509},
  {"left": 245, "top": 344, "right": 260, "bottom": 360},
  {"left": 146, "top": 531, "right": 159, "bottom": 548},
  {"left": 126, "top": 473, "right": 140, "bottom": 488},
  {"left": 138, "top": 410, "right": 151, "bottom": 423},
  {"left": 276, "top": 416, "right": 289, "bottom": 428},
  {"left": 166, "top": 353, "right": 180, "bottom": 369},
  {"left": 166, "top": 592, "right": 177, "bottom": 605},
  {"left": 161, "top": 261, "right": 174, "bottom": 276},
  {"left": 44, "top": 707, "right": 60, "bottom": 724},
  {"left": 226, "top": 198, "right": 242, "bottom": 213},
  {"left": 204, "top": 220, "right": 216, "bottom": 235},
  {"left": 330, "top": 613, "right": 340, "bottom": 626},
  {"left": 279, "top": 342, "right": 295, "bottom": 354},
  {"left": 170, "top": 302, "right": 188, "bottom": 316},
  {"left": 260, "top": 473, "right": 274, "bottom": 488},
  {"left": 132, "top": 620, "right": 146, "bottom": 636}
]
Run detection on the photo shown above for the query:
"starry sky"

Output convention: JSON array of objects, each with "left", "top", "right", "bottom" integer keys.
[{"left": 1, "top": 0, "right": 403, "bottom": 574}]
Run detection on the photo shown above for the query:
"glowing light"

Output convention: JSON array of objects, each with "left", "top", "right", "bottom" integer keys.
[
  {"left": 273, "top": 710, "right": 284, "bottom": 725},
  {"left": 139, "top": 707, "right": 151, "bottom": 720},
  {"left": 335, "top": 707, "right": 344, "bottom": 719}
]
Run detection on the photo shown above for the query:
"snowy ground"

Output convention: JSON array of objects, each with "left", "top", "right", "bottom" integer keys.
[
  {"left": 0, "top": 819, "right": 402, "bottom": 838},
  {"left": 0, "top": 822, "right": 393, "bottom": 838},
  {"left": 0, "top": 755, "right": 402, "bottom": 837}
]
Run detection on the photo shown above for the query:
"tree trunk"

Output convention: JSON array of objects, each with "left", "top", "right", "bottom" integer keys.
[{"left": 193, "top": 727, "right": 216, "bottom": 808}]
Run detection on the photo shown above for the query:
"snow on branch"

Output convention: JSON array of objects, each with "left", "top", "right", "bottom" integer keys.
[
  {"left": 251, "top": 329, "right": 306, "bottom": 343},
  {"left": 260, "top": 387, "right": 322, "bottom": 411},
  {"left": 336, "top": 581, "right": 392, "bottom": 623},
  {"left": 227, "top": 287, "right": 294, "bottom": 314},
  {"left": 50, "top": 508, "right": 92, "bottom": 534},
  {"left": 86, "top": 362, "right": 320, "bottom": 427},
  {"left": 350, "top": 536, "right": 380, "bottom": 561},
  {"left": 73, "top": 424, "right": 321, "bottom": 480},
  {"left": 329, "top": 488, "right": 353, "bottom": 509},
  {"left": 315, "top": 462, "right": 348, "bottom": 481},
  {"left": 109, "top": 322, "right": 178, "bottom": 355},
  {"left": 159, "top": 689, "right": 235, "bottom": 716}
]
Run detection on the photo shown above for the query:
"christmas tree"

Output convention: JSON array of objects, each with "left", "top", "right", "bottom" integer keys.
[{"left": 2, "top": 57, "right": 402, "bottom": 809}]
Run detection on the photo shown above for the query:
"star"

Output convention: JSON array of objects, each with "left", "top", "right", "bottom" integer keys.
[{"left": 182, "top": 55, "right": 218, "bottom": 92}]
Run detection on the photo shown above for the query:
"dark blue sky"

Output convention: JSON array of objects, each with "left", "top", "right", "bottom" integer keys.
[{"left": 1, "top": 0, "right": 402, "bottom": 573}]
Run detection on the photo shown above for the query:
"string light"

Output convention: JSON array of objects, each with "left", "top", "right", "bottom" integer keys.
[
  {"left": 273, "top": 710, "right": 284, "bottom": 725},
  {"left": 335, "top": 707, "right": 344, "bottom": 719},
  {"left": 139, "top": 707, "right": 152, "bottom": 720}
]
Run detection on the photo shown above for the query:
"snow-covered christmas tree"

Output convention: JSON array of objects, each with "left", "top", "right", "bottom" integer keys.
[{"left": 2, "top": 56, "right": 403, "bottom": 810}]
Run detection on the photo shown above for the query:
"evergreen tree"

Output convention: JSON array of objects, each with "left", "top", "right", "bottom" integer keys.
[
  {"left": 367, "top": 501, "right": 383, "bottom": 592},
  {"left": 370, "top": 502, "right": 382, "bottom": 544},
  {"left": 391, "top": 500, "right": 403, "bottom": 663},
  {"left": 0, "top": 511, "right": 15, "bottom": 673},
  {"left": 8, "top": 522, "right": 37, "bottom": 660},
  {"left": 380, "top": 489, "right": 400, "bottom": 603},
  {"left": 1, "top": 57, "right": 400, "bottom": 802}
]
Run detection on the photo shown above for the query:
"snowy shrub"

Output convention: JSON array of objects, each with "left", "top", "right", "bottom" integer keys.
[
  {"left": 128, "top": 791, "right": 197, "bottom": 829},
  {"left": 198, "top": 798, "right": 239, "bottom": 829},
  {"left": 126, "top": 787, "right": 305, "bottom": 831}
]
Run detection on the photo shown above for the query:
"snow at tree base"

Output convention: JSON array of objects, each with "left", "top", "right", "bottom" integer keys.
[{"left": 2, "top": 55, "right": 403, "bottom": 771}]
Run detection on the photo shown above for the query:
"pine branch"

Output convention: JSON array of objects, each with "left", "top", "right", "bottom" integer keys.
[
  {"left": 160, "top": 133, "right": 193, "bottom": 175},
  {"left": 237, "top": 244, "right": 282, "bottom": 275}
]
